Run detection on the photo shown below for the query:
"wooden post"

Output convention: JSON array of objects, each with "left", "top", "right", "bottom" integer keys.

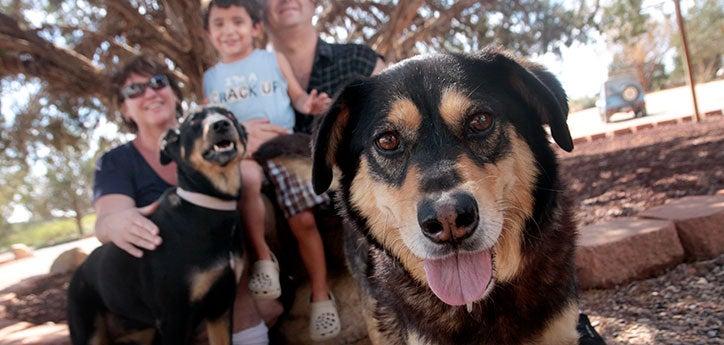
[{"left": 674, "top": 0, "right": 701, "bottom": 122}]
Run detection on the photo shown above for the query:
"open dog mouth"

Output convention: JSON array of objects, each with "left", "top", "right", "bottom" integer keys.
[
  {"left": 423, "top": 250, "right": 496, "bottom": 307},
  {"left": 202, "top": 137, "right": 239, "bottom": 166}
]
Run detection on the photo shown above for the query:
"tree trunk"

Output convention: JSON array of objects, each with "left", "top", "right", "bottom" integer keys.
[
  {"left": 71, "top": 197, "right": 84, "bottom": 237},
  {"left": 74, "top": 212, "right": 84, "bottom": 237}
]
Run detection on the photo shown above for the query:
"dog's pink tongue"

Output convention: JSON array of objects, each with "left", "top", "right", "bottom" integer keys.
[{"left": 423, "top": 251, "right": 492, "bottom": 306}]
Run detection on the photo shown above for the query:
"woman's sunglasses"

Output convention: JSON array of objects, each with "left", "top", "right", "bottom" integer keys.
[{"left": 120, "top": 74, "right": 170, "bottom": 100}]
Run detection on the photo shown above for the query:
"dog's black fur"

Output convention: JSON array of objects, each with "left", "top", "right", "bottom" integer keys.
[
  {"left": 312, "top": 48, "right": 581, "bottom": 344},
  {"left": 67, "top": 107, "right": 246, "bottom": 345}
]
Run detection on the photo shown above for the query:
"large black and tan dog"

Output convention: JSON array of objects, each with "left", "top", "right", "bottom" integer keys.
[
  {"left": 68, "top": 107, "right": 246, "bottom": 345},
  {"left": 312, "top": 48, "right": 580, "bottom": 344}
]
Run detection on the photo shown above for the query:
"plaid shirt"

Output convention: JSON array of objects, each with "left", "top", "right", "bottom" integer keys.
[{"left": 294, "top": 38, "right": 379, "bottom": 134}]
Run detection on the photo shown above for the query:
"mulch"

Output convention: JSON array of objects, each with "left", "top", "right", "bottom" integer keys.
[
  {"left": 1, "top": 117, "right": 722, "bottom": 343},
  {"left": 0, "top": 272, "right": 72, "bottom": 324},
  {"left": 559, "top": 117, "right": 724, "bottom": 226}
]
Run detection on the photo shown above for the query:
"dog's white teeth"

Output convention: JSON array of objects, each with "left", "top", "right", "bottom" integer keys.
[
  {"left": 466, "top": 302, "right": 473, "bottom": 313},
  {"left": 213, "top": 143, "right": 234, "bottom": 152}
]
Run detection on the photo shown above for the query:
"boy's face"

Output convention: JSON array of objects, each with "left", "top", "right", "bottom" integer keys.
[{"left": 207, "top": 5, "right": 261, "bottom": 62}]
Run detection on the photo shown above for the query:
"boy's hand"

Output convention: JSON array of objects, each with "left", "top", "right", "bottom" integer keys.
[{"left": 297, "top": 89, "right": 332, "bottom": 116}]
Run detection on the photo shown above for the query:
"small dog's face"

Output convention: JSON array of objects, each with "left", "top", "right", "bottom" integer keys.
[
  {"left": 313, "top": 49, "right": 572, "bottom": 306},
  {"left": 161, "top": 106, "right": 247, "bottom": 196}
]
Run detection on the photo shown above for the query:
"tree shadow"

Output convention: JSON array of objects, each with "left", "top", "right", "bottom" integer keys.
[{"left": 560, "top": 125, "right": 724, "bottom": 226}]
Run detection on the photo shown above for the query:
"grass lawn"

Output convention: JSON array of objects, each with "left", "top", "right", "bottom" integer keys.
[{"left": 0, "top": 214, "right": 96, "bottom": 251}]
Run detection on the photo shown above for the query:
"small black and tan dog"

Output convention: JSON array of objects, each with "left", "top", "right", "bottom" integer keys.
[
  {"left": 312, "top": 48, "right": 582, "bottom": 344},
  {"left": 68, "top": 107, "right": 246, "bottom": 345}
]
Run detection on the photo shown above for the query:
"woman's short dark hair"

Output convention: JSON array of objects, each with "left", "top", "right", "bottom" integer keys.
[
  {"left": 109, "top": 55, "right": 183, "bottom": 133},
  {"left": 203, "top": 0, "right": 263, "bottom": 30}
]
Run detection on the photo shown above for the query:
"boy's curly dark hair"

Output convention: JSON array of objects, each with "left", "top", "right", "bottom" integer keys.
[{"left": 203, "top": 0, "right": 263, "bottom": 30}]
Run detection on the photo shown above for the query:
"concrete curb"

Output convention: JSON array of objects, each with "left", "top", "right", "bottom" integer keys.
[{"left": 572, "top": 109, "right": 723, "bottom": 145}]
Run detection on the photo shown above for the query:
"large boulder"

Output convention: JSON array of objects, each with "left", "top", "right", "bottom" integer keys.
[
  {"left": 576, "top": 217, "right": 684, "bottom": 289},
  {"left": 10, "top": 244, "right": 33, "bottom": 260},
  {"left": 640, "top": 195, "right": 724, "bottom": 260},
  {"left": 49, "top": 247, "right": 88, "bottom": 275}
]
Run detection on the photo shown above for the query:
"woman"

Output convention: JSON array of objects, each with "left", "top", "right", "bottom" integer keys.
[{"left": 92, "top": 55, "right": 280, "bottom": 345}]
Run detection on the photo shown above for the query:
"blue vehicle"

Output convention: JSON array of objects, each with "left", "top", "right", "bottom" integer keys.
[{"left": 597, "top": 74, "right": 647, "bottom": 123}]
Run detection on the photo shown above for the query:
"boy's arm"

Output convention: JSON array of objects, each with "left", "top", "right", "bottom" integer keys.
[{"left": 275, "top": 51, "right": 331, "bottom": 115}]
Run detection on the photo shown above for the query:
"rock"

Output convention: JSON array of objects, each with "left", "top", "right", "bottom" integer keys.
[
  {"left": 0, "top": 320, "right": 69, "bottom": 345},
  {"left": 576, "top": 217, "right": 684, "bottom": 289},
  {"left": 640, "top": 195, "right": 724, "bottom": 260},
  {"left": 276, "top": 274, "right": 369, "bottom": 345},
  {"left": 10, "top": 244, "right": 33, "bottom": 260},
  {"left": 49, "top": 247, "right": 88, "bottom": 275}
]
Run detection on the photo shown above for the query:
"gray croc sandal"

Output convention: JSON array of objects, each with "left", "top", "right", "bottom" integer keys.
[
  {"left": 248, "top": 253, "right": 281, "bottom": 300},
  {"left": 309, "top": 292, "right": 341, "bottom": 342}
]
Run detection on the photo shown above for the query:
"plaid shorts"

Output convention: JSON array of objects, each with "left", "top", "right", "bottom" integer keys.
[{"left": 265, "top": 160, "right": 330, "bottom": 219}]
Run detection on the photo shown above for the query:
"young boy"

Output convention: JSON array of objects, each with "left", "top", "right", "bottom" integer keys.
[{"left": 203, "top": 0, "right": 340, "bottom": 341}]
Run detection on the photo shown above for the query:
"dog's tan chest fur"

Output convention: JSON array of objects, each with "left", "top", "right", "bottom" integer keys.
[{"left": 189, "top": 259, "right": 231, "bottom": 302}]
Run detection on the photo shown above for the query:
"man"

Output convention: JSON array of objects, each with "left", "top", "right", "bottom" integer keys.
[{"left": 264, "top": 0, "right": 385, "bottom": 134}]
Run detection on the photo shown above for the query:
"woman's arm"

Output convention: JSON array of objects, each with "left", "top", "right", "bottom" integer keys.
[{"left": 94, "top": 194, "right": 162, "bottom": 258}]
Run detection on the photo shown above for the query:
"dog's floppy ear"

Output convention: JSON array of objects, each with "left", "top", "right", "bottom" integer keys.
[
  {"left": 491, "top": 51, "right": 574, "bottom": 152},
  {"left": 311, "top": 82, "right": 361, "bottom": 194},
  {"left": 160, "top": 127, "right": 180, "bottom": 165}
]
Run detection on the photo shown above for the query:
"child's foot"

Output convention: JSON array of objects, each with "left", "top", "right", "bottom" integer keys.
[
  {"left": 248, "top": 253, "right": 281, "bottom": 300},
  {"left": 309, "top": 292, "right": 341, "bottom": 341}
]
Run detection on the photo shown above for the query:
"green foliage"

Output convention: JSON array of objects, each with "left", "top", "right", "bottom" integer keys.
[
  {"left": 569, "top": 95, "right": 598, "bottom": 112},
  {"left": 0, "top": 214, "right": 96, "bottom": 251},
  {"left": 669, "top": 0, "right": 723, "bottom": 83},
  {"left": 602, "top": 0, "right": 675, "bottom": 91},
  {"left": 601, "top": 0, "right": 649, "bottom": 44}
]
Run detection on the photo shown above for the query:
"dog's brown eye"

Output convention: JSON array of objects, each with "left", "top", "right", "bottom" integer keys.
[
  {"left": 375, "top": 132, "right": 400, "bottom": 151},
  {"left": 468, "top": 113, "right": 493, "bottom": 133}
]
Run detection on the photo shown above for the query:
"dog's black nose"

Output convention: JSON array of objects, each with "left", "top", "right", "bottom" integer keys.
[
  {"left": 212, "top": 120, "right": 231, "bottom": 133},
  {"left": 417, "top": 193, "right": 479, "bottom": 244}
]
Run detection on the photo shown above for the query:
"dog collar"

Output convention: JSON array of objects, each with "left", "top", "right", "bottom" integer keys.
[{"left": 176, "top": 188, "right": 237, "bottom": 211}]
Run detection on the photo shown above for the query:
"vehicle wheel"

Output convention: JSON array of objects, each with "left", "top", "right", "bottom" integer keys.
[{"left": 622, "top": 85, "right": 640, "bottom": 102}]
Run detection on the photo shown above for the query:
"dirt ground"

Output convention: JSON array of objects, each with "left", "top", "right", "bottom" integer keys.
[
  {"left": 1, "top": 117, "right": 722, "bottom": 343},
  {"left": 559, "top": 117, "right": 724, "bottom": 226}
]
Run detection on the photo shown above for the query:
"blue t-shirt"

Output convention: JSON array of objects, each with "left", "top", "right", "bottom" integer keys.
[
  {"left": 93, "top": 142, "right": 172, "bottom": 207},
  {"left": 204, "top": 49, "right": 295, "bottom": 131}
]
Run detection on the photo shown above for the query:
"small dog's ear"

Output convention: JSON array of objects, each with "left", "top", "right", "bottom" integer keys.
[
  {"left": 160, "top": 128, "right": 180, "bottom": 165},
  {"left": 491, "top": 51, "right": 573, "bottom": 152},
  {"left": 311, "top": 82, "right": 361, "bottom": 194}
]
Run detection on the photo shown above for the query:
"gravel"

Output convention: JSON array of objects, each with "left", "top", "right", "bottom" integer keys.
[{"left": 581, "top": 255, "right": 724, "bottom": 345}]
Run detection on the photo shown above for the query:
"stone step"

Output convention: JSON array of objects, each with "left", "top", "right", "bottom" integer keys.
[
  {"left": 0, "top": 320, "right": 69, "bottom": 345},
  {"left": 576, "top": 217, "right": 684, "bottom": 290},
  {"left": 639, "top": 195, "right": 724, "bottom": 261}
]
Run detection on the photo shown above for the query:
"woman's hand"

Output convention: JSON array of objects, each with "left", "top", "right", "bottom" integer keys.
[
  {"left": 95, "top": 196, "right": 162, "bottom": 258},
  {"left": 242, "top": 118, "right": 289, "bottom": 155}
]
